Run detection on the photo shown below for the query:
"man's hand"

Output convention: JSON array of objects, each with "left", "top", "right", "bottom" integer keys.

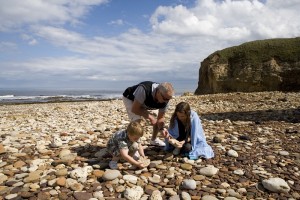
[
  {"left": 148, "top": 114, "right": 157, "bottom": 125},
  {"left": 161, "top": 128, "right": 169, "bottom": 138}
]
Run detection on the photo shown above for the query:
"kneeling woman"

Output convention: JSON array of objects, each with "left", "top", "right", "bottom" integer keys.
[{"left": 164, "top": 102, "right": 214, "bottom": 159}]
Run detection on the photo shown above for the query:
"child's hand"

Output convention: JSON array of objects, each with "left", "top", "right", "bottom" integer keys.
[{"left": 137, "top": 162, "right": 145, "bottom": 168}]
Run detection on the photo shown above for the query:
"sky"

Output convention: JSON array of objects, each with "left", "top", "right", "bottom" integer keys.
[{"left": 0, "top": 0, "right": 300, "bottom": 93}]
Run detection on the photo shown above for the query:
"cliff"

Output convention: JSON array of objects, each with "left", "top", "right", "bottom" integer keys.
[{"left": 195, "top": 37, "right": 300, "bottom": 94}]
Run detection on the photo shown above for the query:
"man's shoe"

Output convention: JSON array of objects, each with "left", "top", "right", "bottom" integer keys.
[{"left": 150, "top": 138, "right": 166, "bottom": 147}]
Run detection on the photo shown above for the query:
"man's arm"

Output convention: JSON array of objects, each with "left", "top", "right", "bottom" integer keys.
[
  {"left": 156, "top": 111, "right": 165, "bottom": 130},
  {"left": 132, "top": 99, "right": 157, "bottom": 125}
]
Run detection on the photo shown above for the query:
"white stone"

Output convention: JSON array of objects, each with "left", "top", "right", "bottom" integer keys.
[
  {"left": 221, "top": 182, "right": 230, "bottom": 188},
  {"left": 164, "top": 188, "right": 177, "bottom": 196},
  {"left": 149, "top": 174, "right": 161, "bottom": 184},
  {"left": 93, "top": 191, "right": 104, "bottom": 199},
  {"left": 4, "top": 193, "right": 18, "bottom": 200},
  {"left": 181, "top": 191, "right": 191, "bottom": 200},
  {"left": 124, "top": 186, "right": 144, "bottom": 200},
  {"left": 262, "top": 177, "right": 290, "bottom": 193},
  {"left": 66, "top": 178, "right": 84, "bottom": 191},
  {"left": 150, "top": 190, "right": 162, "bottom": 200},
  {"left": 123, "top": 175, "right": 138, "bottom": 184},
  {"left": 199, "top": 165, "right": 219, "bottom": 177},
  {"left": 50, "top": 137, "right": 63, "bottom": 147},
  {"left": 70, "top": 166, "right": 93, "bottom": 183},
  {"left": 224, "top": 197, "right": 239, "bottom": 200},
  {"left": 182, "top": 179, "right": 197, "bottom": 190},
  {"left": 201, "top": 195, "right": 218, "bottom": 200},
  {"left": 59, "top": 149, "right": 71, "bottom": 158},
  {"left": 237, "top": 188, "right": 247, "bottom": 194},
  {"left": 278, "top": 150, "right": 289, "bottom": 156},
  {"left": 49, "top": 189, "right": 58, "bottom": 196},
  {"left": 227, "top": 149, "right": 238, "bottom": 157},
  {"left": 233, "top": 169, "right": 245, "bottom": 175},
  {"left": 47, "top": 178, "right": 57, "bottom": 186},
  {"left": 102, "top": 169, "right": 122, "bottom": 181},
  {"left": 28, "top": 159, "right": 49, "bottom": 172},
  {"left": 0, "top": 174, "right": 8, "bottom": 184}
]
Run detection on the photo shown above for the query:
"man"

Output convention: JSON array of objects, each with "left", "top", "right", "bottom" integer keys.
[{"left": 123, "top": 81, "right": 174, "bottom": 146}]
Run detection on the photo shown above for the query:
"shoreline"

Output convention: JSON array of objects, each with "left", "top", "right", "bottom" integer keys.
[
  {"left": 0, "top": 97, "right": 121, "bottom": 106},
  {"left": 1, "top": 90, "right": 299, "bottom": 106}
]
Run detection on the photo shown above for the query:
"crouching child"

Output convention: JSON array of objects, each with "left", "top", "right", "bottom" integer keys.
[{"left": 106, "top": 121, "right": 146, "bottom": 169}]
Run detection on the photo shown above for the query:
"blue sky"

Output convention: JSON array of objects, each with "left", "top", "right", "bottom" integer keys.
[{"left": 0, "top": 0, "right": 299, "bottom": 92}]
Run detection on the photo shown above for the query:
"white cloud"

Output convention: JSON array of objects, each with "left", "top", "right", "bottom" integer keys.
[
  {"left": 150, "top": 0, "right": 300, "bottom": 40},
  {"left": 28, "top": 39, "right": 38, "bottom": 46},
  {"left": 21, "top": 34, "right": 38, "bottom": 45},
  {"left": 0, "top": 0, "right": 108, "bottom": 31},
  {"left": 150, "top": 5, "right": 215, "bottom": 36},
  {"left": 0, "top": 41, "right": 17, "bottom": 52},
  {"left": 108, "top": 19, "right": 124, "bottom": 26}
]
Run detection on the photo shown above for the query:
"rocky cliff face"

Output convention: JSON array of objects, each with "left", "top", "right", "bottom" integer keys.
[{"left": 195, "top": 37, "right": 300, "bottom": 94}]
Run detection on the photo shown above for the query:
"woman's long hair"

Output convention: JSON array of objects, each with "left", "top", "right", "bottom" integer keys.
[{"left": 169, "top": 102, "right": 191, "bottom": 133}]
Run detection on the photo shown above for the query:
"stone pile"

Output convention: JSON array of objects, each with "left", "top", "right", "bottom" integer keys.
[{"left": 0, "top": 91, "right": 299, "bottom": 200}]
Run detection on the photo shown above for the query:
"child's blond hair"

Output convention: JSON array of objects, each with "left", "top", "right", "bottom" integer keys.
[{"left": 127, "top": 121, "right": 143, "bottom": 137}]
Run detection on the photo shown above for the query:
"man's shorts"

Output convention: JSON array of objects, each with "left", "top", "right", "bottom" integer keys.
[{"left": 122, "top": 96, "right": 158, "bottom": 122}]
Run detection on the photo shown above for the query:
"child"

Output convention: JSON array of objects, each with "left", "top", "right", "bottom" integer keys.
[
  {"left": 106, "top": 121, "right": 146, "bottom": 169},
  {"left": 163, "top": 102, "right": 214, "bottom": 160}
]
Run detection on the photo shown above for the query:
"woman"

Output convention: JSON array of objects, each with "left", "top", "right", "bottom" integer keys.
[{"left": 164, "top": 102, "right": 214, "bottom": 159}]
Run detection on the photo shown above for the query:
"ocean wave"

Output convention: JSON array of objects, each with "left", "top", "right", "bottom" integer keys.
[
  {"left": 0, "top": 95, "right": 14, "bottom": 98},
  {"left": 0, "top": 93, "right": 123, "bottom": 104}
]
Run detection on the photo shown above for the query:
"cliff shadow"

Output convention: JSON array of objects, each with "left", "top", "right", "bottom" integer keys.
[{"left": 200, "top": 107, "right": 300, "bottom": 123}]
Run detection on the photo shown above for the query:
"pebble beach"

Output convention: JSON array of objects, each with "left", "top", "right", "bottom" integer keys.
[{"left": 0, "top": 91, "right": 299, "bottom": 200}]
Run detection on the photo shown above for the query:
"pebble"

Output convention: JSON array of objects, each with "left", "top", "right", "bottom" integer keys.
[
  {"left": 124, "top": 186, "right": 144, "bottom": 200},
  {"left": 182, "top": 179, "right": 197, "bottom": 190},
  {"left": 262, "top": 177, "right": 290, "bottom": 193},
  {"left": 102, "top": 170, "right": 121, "bottom": 181},
  {"left": 199, "top": 165, "right": 219, "bottom": 177}
]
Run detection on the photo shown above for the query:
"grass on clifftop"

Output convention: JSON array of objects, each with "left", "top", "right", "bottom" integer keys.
[{"left": 213, "top": 37, "right": 300, "bottom": 65}]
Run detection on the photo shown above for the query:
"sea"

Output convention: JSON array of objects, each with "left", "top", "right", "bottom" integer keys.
[
  {"left": 0, "top": 88, "right": 124, "bottom": 105},
  {"left": 0, "top": 87, "right": 194, "bottom": 105}
]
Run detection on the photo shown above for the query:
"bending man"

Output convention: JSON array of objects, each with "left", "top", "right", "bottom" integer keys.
[{"left": 123, "top": 81, "right": 174, "bottom": 146}]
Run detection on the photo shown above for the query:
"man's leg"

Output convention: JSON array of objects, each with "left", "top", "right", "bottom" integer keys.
[
  {"left": 151, "top": 123, "right": 158, "bottom": 141},
  {"left": 122, "top": 96, "right": 142, "bottom": 121},
  {"left": 147, "top": 109, "right": 159, "bottom": 140},
  {"left": 150, "top": 111, "right": 165, "bottom": 146},
  {"left": 123, "top": 97, "right": 164, "bottom": 146}
]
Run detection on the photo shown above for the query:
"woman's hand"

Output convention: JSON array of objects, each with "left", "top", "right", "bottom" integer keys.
[{"left": 177, "top": 140, "right": 185, "bottom": 148}]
